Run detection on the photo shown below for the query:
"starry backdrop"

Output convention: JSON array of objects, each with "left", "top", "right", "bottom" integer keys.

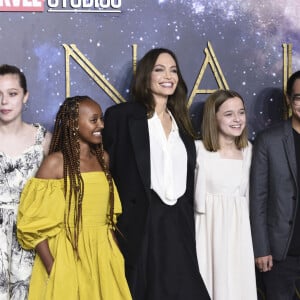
[{"left": 0, "top": 0, "right": 300, "bottom": 141}]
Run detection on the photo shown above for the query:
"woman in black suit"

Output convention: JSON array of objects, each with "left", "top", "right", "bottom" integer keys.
[{"left": 103, "top": 48, "right": 210, "bottom": 300}]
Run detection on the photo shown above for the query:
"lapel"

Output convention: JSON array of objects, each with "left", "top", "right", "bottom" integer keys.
[
  {"left": 179, "top": 128, "right": 196, "bottom": 174},
  {"left": 128, "top": 104, "right": 151, "bottom": 193},
  {"left": 283, "top": 119, "right": 297, "bottom": 185}
]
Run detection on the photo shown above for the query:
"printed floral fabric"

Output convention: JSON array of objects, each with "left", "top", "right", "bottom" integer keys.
[{"left": 0, "top": 123, "right": 46, "bottom": 300}]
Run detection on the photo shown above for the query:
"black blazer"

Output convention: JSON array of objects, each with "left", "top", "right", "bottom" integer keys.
[
  {"left": 250, "top": 119, "right": 299, "bottom": 261},
  {"left": 103, "top": 101, "right": 196, "bottom": 267}
]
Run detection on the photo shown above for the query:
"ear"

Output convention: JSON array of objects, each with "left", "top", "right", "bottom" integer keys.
[
  {"left": 23, "top": 91, "right": 29, "bottom": 104},
  {"left": 285, "top": 93, "right": 291, "bottom": 107}
]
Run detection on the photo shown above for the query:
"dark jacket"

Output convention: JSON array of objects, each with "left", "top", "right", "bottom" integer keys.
[
  {"left": 103, "top": 101, "right": 196, "bottom": 267},
  {"left": 250, "top": 119, "right": 299, "bottom": 261}
]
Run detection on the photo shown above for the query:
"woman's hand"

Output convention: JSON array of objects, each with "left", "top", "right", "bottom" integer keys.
[{"left": 35, "top": 240, "right": 54, "bottom": 275}]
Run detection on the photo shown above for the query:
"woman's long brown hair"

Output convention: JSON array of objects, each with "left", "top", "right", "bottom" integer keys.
[{"left": 131, "top": 48, "right": 196, "bottom": 138}]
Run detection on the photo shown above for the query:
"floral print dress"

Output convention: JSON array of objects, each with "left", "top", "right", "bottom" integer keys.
[{"left": 0, "top": 124, "right": 47, "bottom": 300}]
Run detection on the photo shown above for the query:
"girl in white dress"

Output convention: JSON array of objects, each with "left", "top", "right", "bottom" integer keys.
[{"left": 194, "top": 89, "right": 257, "bottom": 300}]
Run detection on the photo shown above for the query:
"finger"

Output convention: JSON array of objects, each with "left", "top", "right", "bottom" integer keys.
[
  {"left": 267, "top": 258, "right": 273, "bottom": 271},
  {"left": 262, "top": 261, "right": 269, "bottom": 272}
]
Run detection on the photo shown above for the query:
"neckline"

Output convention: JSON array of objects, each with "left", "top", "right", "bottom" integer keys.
[
  {"left": 0, "top": 144, "right": 40, "bottom": 160},
  {"left": 0, "top": 124, "right": 42, "bottom": 160}
]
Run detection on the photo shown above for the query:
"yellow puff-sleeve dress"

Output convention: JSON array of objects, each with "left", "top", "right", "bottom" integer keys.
[{"left": 17, "top": 172, "right": 132, "bottom": 300}]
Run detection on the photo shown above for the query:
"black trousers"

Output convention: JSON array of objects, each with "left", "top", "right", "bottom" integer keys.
[
  {"left": 125, "top": 190, "right": 210, "bottom": 300},
  {"left": 262, "top": 256, "right": 300, "bottom": 300}
]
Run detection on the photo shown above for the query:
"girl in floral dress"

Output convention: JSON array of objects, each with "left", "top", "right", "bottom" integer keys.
[{"left": 0, "top": 64, "right": 51, "bottom": 299}]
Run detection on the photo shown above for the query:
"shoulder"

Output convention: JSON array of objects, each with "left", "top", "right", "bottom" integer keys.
[
  {"left": 245, "top": 140, "right": 252, "bottom": 150},
  {"left": 195, "top": 140, "right": 210, "bottom": 159},
  {"left": 30, "top": 123, "right": 52, "bottom": 154},
  {"left": 242, "top": 141, "right": 252, "bottom": 160},
  {"left": 256, "top": 120, "right": 288, "bottom": 140},
  {"left": 195, "top": 140, "right": 207, "bottom": 153},
  {"left": 36, "top": 151, "right": 63, "bottom": 179},
  {"left": 105, "top": 102, "right": 146, "bottom": 118},
  {"left": 42, "top": 131, "right": 52, "bottom": 155},
  {"left": 103, "top": 150, "right": 110, "bottom": 167}
]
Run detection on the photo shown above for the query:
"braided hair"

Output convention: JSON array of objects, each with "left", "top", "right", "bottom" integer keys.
[{"left": 49, "top": 96, "right": 115, "bottom": 257}]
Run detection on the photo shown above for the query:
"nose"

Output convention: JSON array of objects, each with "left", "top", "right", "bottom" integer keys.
[
  {"left": 98, "top": 118, "right": 104, "bottom": 128},
  {"left": 233, "top": 114, "right": 240, "bottom": 121},
  {"left": 0, "top": 93, "right": 7, "bottom": 105},
  {"left": 164, "top": 70, "right": 172, "bottom": 79}
]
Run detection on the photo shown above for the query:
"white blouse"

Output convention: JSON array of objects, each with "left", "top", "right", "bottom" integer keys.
[{"left": 148, "top": 111, "right": 187, "bottom": 205}]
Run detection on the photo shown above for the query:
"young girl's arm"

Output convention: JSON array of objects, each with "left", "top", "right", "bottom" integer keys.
[
  {"left": 36, "top": 240, "right": 54, "bottom": 275},
  {"left": 34, "top": 151, "right": 63, "bottom": 275}
]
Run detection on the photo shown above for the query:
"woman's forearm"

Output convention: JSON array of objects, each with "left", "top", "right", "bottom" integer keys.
[{"left": 35, "top": 239, "right": 54, "bottom": 275}]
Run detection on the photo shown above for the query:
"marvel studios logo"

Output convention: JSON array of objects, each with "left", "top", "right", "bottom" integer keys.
[{"left": 0, "top": 0, "right": 121, "bottom": 12}]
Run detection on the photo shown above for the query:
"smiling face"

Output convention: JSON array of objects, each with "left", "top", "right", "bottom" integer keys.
[
  {"left": 216, "top": 96, "right": 246, "bottom": 140},
  {"left": 150, "top": 52, "right": 178, "bottom": 102},
  {"left": 288, "top": 78, "right": 300, "bottom": 126},
  {"left": 77, "top": 99, "right": 104, "bottom": 145},
  {"left": 0, "top": 74, "right": 28, "bottom": 124}
]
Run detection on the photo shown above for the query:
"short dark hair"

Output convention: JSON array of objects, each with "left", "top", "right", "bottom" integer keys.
[
  {"left": 0, "top": 64, "right": 27, "bottom": 94},
  {"left": 286, "top": 70, "right": 300, "bottom": 98}
]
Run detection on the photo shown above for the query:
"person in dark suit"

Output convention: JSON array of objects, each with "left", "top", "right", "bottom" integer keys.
[
  {"left": 250, "top": 70, "right": 300, "bottom": 299},
  {"left": 103, "top": 48, "right": 210, "bottom": 300}
]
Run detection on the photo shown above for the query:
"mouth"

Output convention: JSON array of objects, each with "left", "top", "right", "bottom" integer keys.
[
  {"left": 0, "top": 109, "right": 11, "bottom": 114},
  {"left": 92, "top": 131, "right": 102, "bottom": 137},
  {"left": 230, "top": 125, "right": 242, "bottom": 129},
  {"left": 160, "top": 82, "right": 173, "bottom": 88}
]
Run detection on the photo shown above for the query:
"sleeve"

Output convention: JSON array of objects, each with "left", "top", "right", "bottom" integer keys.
[
  {"left": 249, "top": 133, "right": 271, "bottom": 258},
  {"left": 17, "top": 178, "right": 65, "bottom": 250}
]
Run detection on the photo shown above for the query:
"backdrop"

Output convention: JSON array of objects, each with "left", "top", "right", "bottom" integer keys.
[{"left": 1, "top": 0, "right": 300, "bottom": 298}]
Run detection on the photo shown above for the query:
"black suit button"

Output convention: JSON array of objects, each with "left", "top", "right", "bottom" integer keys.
[
  {"left": 289, "top": 220, "right": 293, "bottom": 225},
  {"left": 292, "top": 196, "right": 296, "bottom": 201},
  {"left": 130, "top": 198, "right": 136, "bottom": 204}
]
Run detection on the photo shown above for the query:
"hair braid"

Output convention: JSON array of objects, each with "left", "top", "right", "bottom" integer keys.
[
  {"left": 50, "top": 95, "right": 117, "bottom": 257},
  {"left": 50, "top": 97, "right": 85, "bottom": 257},
  {"left": 94, "top": 144, "right": 116, "bottom": 230}
]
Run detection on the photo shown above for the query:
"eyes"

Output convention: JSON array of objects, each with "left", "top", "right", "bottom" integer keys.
[
  {"left": 223, "top": 110, "right": 245, "bottom": 117},
  {"left": 89, "top": 115, "right": 104, "bottom": 123},
  {"left": 152, "top": 66, "right": 178, "bottom": 74},
  {"left": 0, "top": 90, "right": 20, "bottom": 98}
]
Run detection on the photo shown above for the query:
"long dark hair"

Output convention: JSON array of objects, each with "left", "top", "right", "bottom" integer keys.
[
  {"left": 131, "top": 48, "right": 196, "bottom": 138},
  {"left": 49, "top": 95, "right": 115, "bottom": 256}
]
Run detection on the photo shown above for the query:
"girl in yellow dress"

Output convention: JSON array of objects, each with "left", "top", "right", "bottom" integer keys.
[{"left": 16, "top": 96, "right": 132, "bottom": 300}]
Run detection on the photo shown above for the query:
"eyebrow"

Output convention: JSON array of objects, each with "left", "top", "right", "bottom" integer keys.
[
  {"left": 223, "top": 108, "right": 245, "bottom": 113},
  {"left": 153, "top": 64, "right": 177, "bottom": 68}
]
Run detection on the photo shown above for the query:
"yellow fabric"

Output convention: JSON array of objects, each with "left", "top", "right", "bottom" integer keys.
[{"left": 17, "top": 172, "right": 131, "bottom": 300}]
